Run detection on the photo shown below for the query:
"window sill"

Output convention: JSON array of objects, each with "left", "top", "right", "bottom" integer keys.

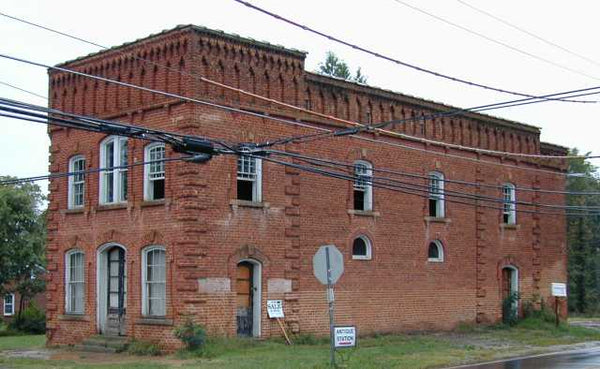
[
  {"left": 500, "top": 223, "right": 519, "bottom": 230},
  {"left": 230, "top": 199, "right": 269, "bottom": 209},
  {"left": 96, "top": 203, "right": 128, "bottom": 212},
  {"left": 64, "top": 208, "right": 84, "bottom": 215},
  {"left": 352, "top": 256, "right": 372, "bottom": 260},
  {"left": 424, "top": 216, "right": 451, "bottom": 224},
  {"left": 135, "top": 317, "right": 173, "bottom": 326},
  {"left": 3, "top": 314, "right": 13, "bottom": 317},
  {"left": 141, "top": 199, "right": 166, "bottom": 208},
  {"left": 348, "top": 210, "right": 380, "bottom": 217},
  {"left": 58, "top": 314, "right": 90, "bottom": 321},
  {"left": 428, "top": 258, "right": 444, "bottom": 263}
]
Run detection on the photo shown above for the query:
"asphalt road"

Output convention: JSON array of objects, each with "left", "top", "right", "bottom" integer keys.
[{"left": 450, "top": 348, "right": 600, "bottom": 369}]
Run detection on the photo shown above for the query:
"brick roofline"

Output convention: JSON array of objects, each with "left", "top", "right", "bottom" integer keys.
[
  {"left": 306, "top": 72, "right": 541, "bottom": 135},
  {"left": 55, "top": 24, "right": 307, "bottom": 68}
]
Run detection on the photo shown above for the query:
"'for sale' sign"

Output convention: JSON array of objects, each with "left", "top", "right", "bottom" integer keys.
[{"left": 334, "top": 326, "right": 357, "bottom": 348}]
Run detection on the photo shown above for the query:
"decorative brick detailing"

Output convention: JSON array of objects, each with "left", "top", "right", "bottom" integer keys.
[{"left": 45, "top": 24, "right": 567, "bottom": 351}]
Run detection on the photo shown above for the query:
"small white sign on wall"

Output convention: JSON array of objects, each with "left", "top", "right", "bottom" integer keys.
[
  {"left": 551, "top": 283, "right": 567, "bottom": 297},
  {"left": 266, "top": 300, "right": 284, "bottom": 318}
]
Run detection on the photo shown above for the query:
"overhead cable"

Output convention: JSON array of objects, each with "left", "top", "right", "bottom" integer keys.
[{"left": 233, "top": 0, "right": 596, "bottom": 103}]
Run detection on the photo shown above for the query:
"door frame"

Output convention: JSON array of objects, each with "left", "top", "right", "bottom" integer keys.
[
  {"left": 237, "top": 258, "right": 262, "bottom": 337},
  {"left": 502, "top": 265, "right": 519, "bottom": 314},
  {"left": 96, "top": 243, "right": 127, "bottom": 334}
]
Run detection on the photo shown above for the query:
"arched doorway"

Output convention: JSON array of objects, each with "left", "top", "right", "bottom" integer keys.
[
  {"left": 97, "top": 243, "right": 127, "bottom": 336},
  {"left": 236, "top": 259, "right": 261, "bottom": 337},
  {"left": 501, "top": 266, "right": 519, "bottom": 321}
]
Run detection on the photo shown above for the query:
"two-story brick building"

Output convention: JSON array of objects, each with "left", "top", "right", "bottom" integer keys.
[{"left": 45, "top": 25, "right": 568, "bottom": 349}]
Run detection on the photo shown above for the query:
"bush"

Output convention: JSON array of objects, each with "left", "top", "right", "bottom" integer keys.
[
  {"left": 127, "top": 340, "right": 162, "bottom": 356},
  {"left": 173, "top": 319, "right": 206, "bottom": 350},
  {"left": 502, "top": 292, "right": 520, "bottom": 326},
  {"left": 9, "top": 302, "right": 45, "bottom": 334}
]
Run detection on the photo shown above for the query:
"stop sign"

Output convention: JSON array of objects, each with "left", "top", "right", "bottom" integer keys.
[{"left": 313, "top": 245, "right": 344, "bottom": 285}]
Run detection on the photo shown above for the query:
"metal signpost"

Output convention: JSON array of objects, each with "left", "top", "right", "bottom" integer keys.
[{"left": 313, "top": 245, "right": 344, "bottom": 368}]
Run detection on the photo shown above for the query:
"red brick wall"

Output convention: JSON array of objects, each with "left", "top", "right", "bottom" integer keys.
[{"left": 45, "top": 25, "right": 567, "bottom": 351}]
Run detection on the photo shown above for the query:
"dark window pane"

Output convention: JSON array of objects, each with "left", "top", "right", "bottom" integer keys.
[
  {"left": 429, "top": 199, "right": 437, "bottom": 217},
  {"left": 238, "top": 180, "right": 253, "bottom": 201},
  {"left": 354, "top": 191, "right": 365, "bottom": 211},
  {"left": 353, "top": 238, "right": 367, "bottom": 256},
  {"left": 428, "top": 242, "right": 439, "bottom": 259},
  {"left": 153, "top": 179, "right": 165, "bottom": 200}
]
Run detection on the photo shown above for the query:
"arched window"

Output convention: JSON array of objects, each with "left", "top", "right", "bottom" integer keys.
[
  {"left": 68, "top": 155, "right": 86, "bottom": 209},
  {"left": 502, "top": 183, "right": 516, "bottom": 224},
  {"left": 428, "top": 171, "right": 445, "bottom": 218},
  {"left": 352, "top": 236, "right": 372, "bottom": 260},
  {"left": 144, "top": 143, "right": 166, "bottom": 201},
  {"left": 142, "top": 246, "right": 166, "bottom": 316},
  {"left": 99, "top": 136, "right": 128, "bottom": 204},
  {"left": 354, "top": 161, "right": 373, "bottom": 211},
  {"left": 65, "top": 250, "right": 85, "bottom": 314},
  {"left": 428, "top": 240, "right": 444, "bottom": 262}
]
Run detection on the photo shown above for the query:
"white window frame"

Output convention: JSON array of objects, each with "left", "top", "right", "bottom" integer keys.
[
  {"left": 352, "top": 235, "right": 372, "bottom": 260},
  {"left": 3, "top": 293, "right": 15, "bottom": 316},
  {"left": 428, "top": 171, "right": 445, "bottom": 218},
  {"left": 503, "top": 183, "right": 517, "bottom": 225},
  {"left": 65, "top": 250, "right": 85, "bottom": 314},
  {"left": 353, "top": 160, "right": 373, "bottom": 211},
  {"left": 237, "top": 155, "right": 262, "bottom": 202},
  {"left": 99, "top": 136, "right": 128, "bottom": 204},
  {"left": 428, "top": 240, "right": 444, "bottom": 262},
  {"left": 143, "top": 143, "right": 166, "bottom": 201},
  {"left": 141, "top": 246, "right": 167, "bottom": 317},
  {"left": 68, "top": 155, "right": 86, "bottom": 209}
]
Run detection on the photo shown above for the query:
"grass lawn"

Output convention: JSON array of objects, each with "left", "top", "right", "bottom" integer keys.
[
  {"left": 0, "top": 318, "right": 599, "bottom": 368},
  {"left": 0, "top": 335, "right": 45, "bottom": 351}
]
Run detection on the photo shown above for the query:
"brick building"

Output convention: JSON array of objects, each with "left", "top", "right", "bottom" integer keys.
[{"left": 45, "top": 25, "right": 568, "bottom": 349}]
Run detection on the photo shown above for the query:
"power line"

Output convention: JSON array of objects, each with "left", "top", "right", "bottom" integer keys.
[
  {"left": 233, "top": 0, "right": 596, "bottom": 103},
  {"left": 455, "top": 0, "right": 600, "bottom": 69},
  {"left": 0, "top": 155, "right": 195, "bottom": 186},
  {"left": 4, "top": 52, "right": 593, "bottom": 164},
  {"left": 391, "top": 0, "right": 600, "bottom": 81},
  {"left": 1, "top": 11, "right": 597, "bottom": 164},
  {"left": 255, "top": 154, "right": 599, "bottom": 217},
  {"left": 262, "top": 86, "right": 600, "bottom": 160},
  {"left": 265, "top": 150, "right": 600, "bottom": 211},
  {"left": 268, "top": 149, "right": 600, "bottom": 196},
  {"left": 0, "top": 80, "right": 47, "bottom": 100}
]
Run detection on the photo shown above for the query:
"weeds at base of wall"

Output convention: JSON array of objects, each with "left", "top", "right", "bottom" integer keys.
[{"left": 126, "top": 340, "right": 162, "bottom": 356}]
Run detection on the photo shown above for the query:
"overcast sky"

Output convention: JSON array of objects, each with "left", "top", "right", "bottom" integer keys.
[{"left": 2, "top": 0, "right": 600, "bottom": 195}]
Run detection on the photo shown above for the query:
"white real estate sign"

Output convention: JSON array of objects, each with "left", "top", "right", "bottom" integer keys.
[
  {"left": 551, "top": 283, "right": 567, "bottom": 297},
  {"left": 334, "top": 326, "right": 357, "bottom": 348},
  {"left": 266, "top": 300, "right": 284, "bottom": 318}
]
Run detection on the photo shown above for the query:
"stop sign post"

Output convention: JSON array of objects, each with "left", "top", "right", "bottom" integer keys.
[{"left": 313, "top": 245, "right": 344, "bottom": 367}]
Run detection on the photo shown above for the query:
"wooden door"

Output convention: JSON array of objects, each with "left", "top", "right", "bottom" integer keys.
[
  {"left": 236, "top": 262, "right": 253, "bottom": 336},
  {"left": 106, "top": 247, "right": 126, "bottom": 336},
  {"left": 502, "top": 268, "right": 512, "bottom": 300}
]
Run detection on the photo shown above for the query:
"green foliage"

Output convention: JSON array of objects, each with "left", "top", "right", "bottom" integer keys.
[
  {"left": 10, "top": 302, "right": 45, "bottom": 334},
  {"left": 566, "top": 149, "right": 600, "bottom": 314},
  {"left": 317, "top": 51, "right": 368, "bottom": 84},
  {"left": 0, "top": 177, "right": 46, "bottom": 298},
  {"left": 127, "top": 340, "right": 162, "bottom": 356},
  {"left": 291, "top": 333, "right": 326, "bottom": 345},
  {"left": 502, "top": 292, "right": 520, "bottom": 326},
  {"left": 173, "top": 319, "right": 206, "bottom": 351}
]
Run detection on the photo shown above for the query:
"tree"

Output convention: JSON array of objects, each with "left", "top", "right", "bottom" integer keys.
[
  {"left": 0, "top": 178, "right": 46, "bottom": 300},
  {"left": 566, "top": 150, "right": 600, "bottom": 314},
  {"left": 317, "top": 51, "right": 368, "bottom": 84}
]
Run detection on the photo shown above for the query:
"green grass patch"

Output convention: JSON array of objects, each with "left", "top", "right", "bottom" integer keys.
[
  {"left": 0, "top": 335, "right": 45, "bottom": 350},
  {"left": 0, "top": 320, "right": 600, "bottom": 368}
]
